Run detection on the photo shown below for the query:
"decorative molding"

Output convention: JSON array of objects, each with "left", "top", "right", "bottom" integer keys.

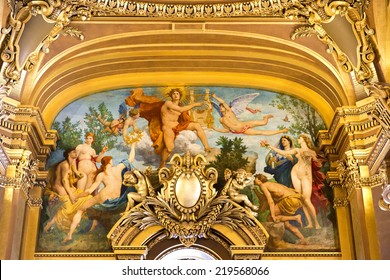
[
  {"left": 0, "top": 99, "right": 58, "bottom": 170},
  {"left": 34, "top": 252, "right": 115, "bottom": 259},
  {"left": 67, "top": 0, "right": 303, "bottom": 19},
  {"left": 378, "top": 161, "right": 390, "bottom": 211},
  {"left": 291, "top": 0, "right": 375, "bottom": 84},
  {"left": 0, "top": 0, "right": 375, "bottom": 96},
  {"left": 333, "top": 154, "right": 384, "bottom": 208},
  {"left": 365, "top": 82, "right": 390, "bottom": 136},
  {"left": 230, "top": 245, "right": 265, "bottom": 259},
  {"left": 0, "top": 0, "right": 85, "bottom": 88},
  {"left": 262, "top": 252, "right": 342, "bottom": 259},
  {"left": 116, "top": 152, "right": 261, "bottom": 247},
  {"left": 112, "top": 246, "right": 148, "bottom": 260},
  {"left": 333, "top": 154, "right": 359, "bottom": 206},
  {"left": 0, "top": 142, "right": 11, "bottom": 170},
  {"left": 0, "top": 150, "right": 44, "bottom": 207},
  {"left": 0, "top": 0, "right": 304, "bottom": 87},
  {"left": 320, "top": 100, "right": 377, "bottom": 145},
  {"left": 0, "top": 85, "right": 11, "bottom": 122}
]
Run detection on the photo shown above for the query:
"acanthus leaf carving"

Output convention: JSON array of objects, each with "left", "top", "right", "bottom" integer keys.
[
  {"left": 117, "top": 152, "right": 261, "bottom": 247},
  {"left": 291, "top": 0, "right": 375, "bottom": 84}
]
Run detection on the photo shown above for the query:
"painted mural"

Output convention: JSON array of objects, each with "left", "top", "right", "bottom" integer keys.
[{"left": 37, "top": 86, "right": 339, "bottom": 253}]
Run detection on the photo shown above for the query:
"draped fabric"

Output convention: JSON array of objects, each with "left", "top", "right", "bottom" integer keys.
[
  {"left": 276, "top": 192, "right": 303, "bottom": 215},
  {"left": 55, "top": 189, "right": 92, "bottom": 231},
  {"left": 125, "top": 88, "right": 190, "bottom": 154},
  {"left": 264, "top": 150, "right": 297, "bottom": 188},
  {"left": 311, "top": 155, "right": 329, "bottom": 212}
]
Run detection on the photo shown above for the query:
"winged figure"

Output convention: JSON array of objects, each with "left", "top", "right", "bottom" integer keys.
[
  {"left": 96, "top": 102, "right": 128, "bottom": 136},
  {"left": 211, "top": 92, "right": 260, "bottom": 117},
  {"left": 210, "top": 93, "right": 288, "bottom": 136}
]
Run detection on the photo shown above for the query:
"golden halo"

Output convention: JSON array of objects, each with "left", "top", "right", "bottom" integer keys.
[{"left": 161, "top": 86, "right": 190, "bottom": 103}]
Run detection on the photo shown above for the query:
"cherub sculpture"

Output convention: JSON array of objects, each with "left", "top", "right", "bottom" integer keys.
[
  {"left": 225, "top": 168, "right": 259, "bottom": 216},
  {"left": 122, "top": 167, "right": 152, "bottom": 212}
]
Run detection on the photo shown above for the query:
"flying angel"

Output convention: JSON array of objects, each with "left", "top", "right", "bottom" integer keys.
[
  {"left": 210, "top": 93, "right": 289, "bottom": 136},
  {"left": 96, "top": 102, "right": 128, "bottom": 136}
]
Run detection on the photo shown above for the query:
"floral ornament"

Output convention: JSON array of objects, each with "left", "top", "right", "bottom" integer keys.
[{"left": 260, "top": 140, "right": 270, "bottom": 147}]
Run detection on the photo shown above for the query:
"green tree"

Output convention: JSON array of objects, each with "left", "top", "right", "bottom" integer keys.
[
  {"left": 270, "top": 94, "right": 325, "bottom": 143},
  {"left": 52, "top": 117, "right": 83, "bottom": 150},
  {"left": 84, "top": 102, "right": 117, "bottom": 152},
  {"left": 208, "top": 136, "right": 250, "bottom": 188}
]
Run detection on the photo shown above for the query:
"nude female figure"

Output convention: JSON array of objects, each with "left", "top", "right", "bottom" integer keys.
[
  {"left": 63, "top": 143, "right": 136, "bottom": 242},
  {"left": 266, "top": 134, "right": 321, "bottom": 229},
  {"left": 75, "top": 132, "right": 108, "bottom": 190}
]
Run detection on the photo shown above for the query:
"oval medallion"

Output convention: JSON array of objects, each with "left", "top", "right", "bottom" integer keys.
[{"left": 175, "top": 173, "right": 201, "bottom": 208}]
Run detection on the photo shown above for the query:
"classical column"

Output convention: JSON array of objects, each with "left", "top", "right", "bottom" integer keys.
[
  {"left": 328, "top": 173, "right": 355, "bottom": 260},
  {"left": 319, "top": 91, "right": 386, "bottom": 260},
  {"left": 0, "top": 98, "right": 57, "bottom": 259},
  {"left": 334, "top": 157, "right": 381, "bottom": 259},
  {"left": 20, "top": 183, "right": 44, "bottom": 259},
  {"left": 0, "top": 150, "right": 33, "bottom": 259}
]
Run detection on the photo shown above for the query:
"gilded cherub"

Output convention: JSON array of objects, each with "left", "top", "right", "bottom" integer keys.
[
  {"left": 122, "top": 167, "right": 152, "bottom": 212},
  {"left": 225, "top": 168, "right": 259, "bottom": 216}
]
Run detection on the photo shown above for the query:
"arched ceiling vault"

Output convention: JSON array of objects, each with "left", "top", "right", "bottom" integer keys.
[
  {"left": 22, "top": 26, "right": 353, "bottom": 128},
  {"left": 3, "top": 0, "right": 378, "bottom": 130}
]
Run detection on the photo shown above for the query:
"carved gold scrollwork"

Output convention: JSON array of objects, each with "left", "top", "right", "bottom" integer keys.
[
  {"left": 291, "top": 0, "right": 375, "bottom": 84},
  {"left": 334, "top": 154, "right": 360, "bottom": 206},
  {"left": 0, "top": 0, "right": 85, "bottom": 86},
  {"left": 365, "top": 82, "right": 390, "bottom": 137},
  {"left": 0, "top": 149, "right": 43, "bottom": 206},
  {"left": 117, "top": 152, "right": 260, "bottom": 247},
  {"left": 0, "top": 85, "right": 11, "bottom": 121},
  {"left": 74, "top": 0, "right": 301, "bottom": 18},
  {"left": 335, "top": 151, "right": 388, "bottom": 210}
]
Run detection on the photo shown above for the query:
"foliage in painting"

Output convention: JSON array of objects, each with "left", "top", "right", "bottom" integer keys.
[
  {"left": 83, "top": 103, "right": 118, "bottom": 151},
  {"left": 208, "top": 136, "right": 249, "bottom": 187},
  {"left": 270, "top": 94, "right": 326, "bottom": 143},
  {"left": 52, "top": 117, "right": 83, "bottom": 151}
]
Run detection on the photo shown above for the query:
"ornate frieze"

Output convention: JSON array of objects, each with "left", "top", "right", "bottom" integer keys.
[
  {"left": 0, "top": 99, "right": 57, "bottom": 165},
  {"left": 61, "top": 0, "right": 303, "bottom": 19},
  {"left": 0, "top": 149, "right": 43, "bottom": 207}
]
